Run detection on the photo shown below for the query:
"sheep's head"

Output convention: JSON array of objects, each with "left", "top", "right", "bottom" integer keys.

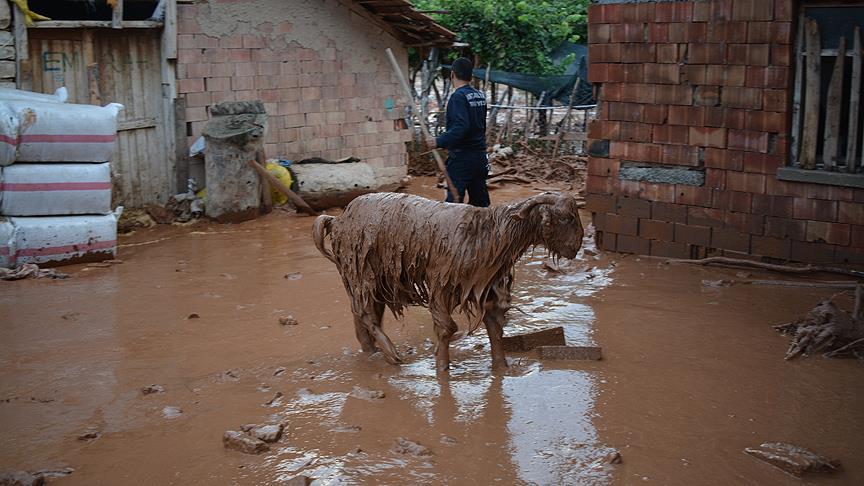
[{"left": 516, "top": 193, "right": 584, "bottom": 259}]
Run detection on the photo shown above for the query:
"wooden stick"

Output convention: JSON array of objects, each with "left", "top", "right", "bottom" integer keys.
[
  {"left": 385, "top": 48, "right": 459, "bottom": 202},
  {"left": 800, "top": 18, "right": 821, "bottom": 170},
  {"left": 246, "top": 160, "right": 318, "bottom": 215},
  {"left": 847, "top": 27, "right": 862, "bottom": 173},
  {"left": 823, "top": 36, "right": 846, "bottom": 169},
  {"left": 553, "top": 78, "right": 581, "bottom": 157},
  {"left": 667, "top": 256, "right": 864, "bottom": 279}
]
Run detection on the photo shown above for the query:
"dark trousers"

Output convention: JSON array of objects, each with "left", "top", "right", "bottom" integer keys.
[{"left": 444, "top": 152, "right": 490, "bottom": 207}]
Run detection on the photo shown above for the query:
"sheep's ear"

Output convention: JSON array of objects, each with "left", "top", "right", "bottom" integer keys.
[{"left": 516, "top": 193, "right": 559, "bottom": 220}]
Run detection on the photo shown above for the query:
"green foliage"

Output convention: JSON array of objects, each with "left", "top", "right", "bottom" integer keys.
[{"left": 413, "top": 0, "right": 589, "bottom": 75}]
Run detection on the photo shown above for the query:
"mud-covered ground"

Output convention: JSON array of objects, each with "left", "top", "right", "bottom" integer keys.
[{"left": 1, "top": 178, "right": 863, "bottom": 485}]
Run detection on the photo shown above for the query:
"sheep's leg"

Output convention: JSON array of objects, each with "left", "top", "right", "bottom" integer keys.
[
  {"left": 431, "top": 302, "right": 458, "bottom": 373},
  {"left": 353, "top": 313, "right": 376, "bottom": 353},
  {"left": 353, "top": 300, "right": 401, "bottom": 363},
  {"left": 484, "top": 280, "right": 511, "bottom": 369}
]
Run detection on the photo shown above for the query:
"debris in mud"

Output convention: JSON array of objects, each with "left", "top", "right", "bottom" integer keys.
[
  {"left": 141, "top": 384, "right": 165, "bottom": 395},
  {"left": 240, "top": 424, "right": 284, "bottom": 443},
  {"left": 77, "top": 430, "right": 101, "bottom": 442},
  {"left": 223, "top": 370, "right": 239, "bottom": 380},
  {"left": 257, "top": 384, "right": 271, "bottom": 392},
  {"left": 542, "top": 260, "right": 565, "bottom": 274},
  {"left": 774, "top": 285, "right": 864, "bottom": 360},
  {"left": 537, "top": 345, "right": 603, "bottom": 361},
  {"left": 285, "top": 475, "right": 311, "bottom": 486},
  {"left": 602, "top": 451, "right": 623, "bottom": 464},
  {"left": 61, "top": 312, "right": 80, "bottom": 321},
  {"left": 222, "top": 430, "right": 269, "bottom": 454},
  {"left": 31, "top": 468, "right": 73, "bottom": 479},
  {"left": 265, "top": 391, "right": 283, "bottom": 407},
  {"left": 0, "top": 264, "right": 69, "bottom": 281},
  {"left": 330, "top": 425, "right": 362, "bottom": 433},
  {"left": 284, "top": 272, "right": 302, "bottom": 281},
  {"left": 349, "top": 386, "right": 385, "bottom": 401},
  {"left": 391, "top": 437, "right": 432, "bottom": 456},
  {"left": 273, "top": 367, "right": 286, "bottom": 376},
  {"left": 278, "top": 315, "right": 299, "bottom": 326},
  {"left": 702, "top": 279, "right": 733, "bottom": 288},
  {"left": 161, "top": 406, "right": 183, "bottom": 419},
  {"left": 85, "top": 260, "right": 123, "bottom": 268},
  {"left": 0, "top": 470, "right": 43, "bottom": 486},
  {"left": 583, "top": 248, "right": 598, "bottom": 257},
  {"left": 440, "top": 435, "right": 458, "bottom": 445},
  {"left": 502, "top": 327, "right": 566, "bottom": 352},
  {"left": 744, "top": 442, "right": 840, "bottom": 477},
  {"left": 185, "top": 313, "right": 200, "bottom": 320}
]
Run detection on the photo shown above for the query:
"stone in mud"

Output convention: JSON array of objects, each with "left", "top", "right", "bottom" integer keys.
[
  {"left": 30, "top": 469, "right": 73, "bottom": 479},
  {"left": 603, "top": 451, "right": 622, "bottom": 464},
  {"left": 349, "top": 386, "right": 385, "bottom": 401},
  {"left": 0, "top": 471, "right": 43, "bottom": 486},
  {"left": 265, "top": 391, "right": 283, "bottom": 406},
  {"left": 285, "top": 476, "right": 311, "bottom": 486},
  {"left": 77, "top": 430, "right": 101, "bottom": 441},
  {"left": 247, "top": 424, "right": 283, "bottom": 443},
  {"left": 391, "top": 437, "right": 432, "bottom": 456},
  {"left": 222, "top": 431, "right": 269, "bottom": 454},
  {"left": 440, "top": 435, "right": 458, "bottom": 445},
  {"left": 278, "top": 315, "right": 299, "bottom": 326},
  {"left": 273, "top": 367, "right": 286, "bottom": 376},
  {"left": 162, "top": 406, "right": 183, "bottom": 419},
  {"left": 141, "top": 384, "right": 165, "bottom": 395},
  {"left": 744, "top": 442, "right": 840, "bottom": 477},
  {"left": 502, "top": 327, "right": 565, "bottom": 352},
  {"left": 330, "top": 425, "right": 362, "bottom": 433},
  {"left": 536, "top": 345, "right": 602, "bottom": 360}
]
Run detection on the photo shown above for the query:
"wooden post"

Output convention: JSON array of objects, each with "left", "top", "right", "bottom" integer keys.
[
  {"left": 823, "top": 36, "right": 846, "bottom": 170},
  {"left": 112, "top": 0, "right": 124, "bottom": 29},
  {"left": 800, "top": 19, "right": 821, "bottom": 170},
  {"left": 790, "top": 14, "right": 805, "bottom": 166},
  {"left": 496, "top": 86, "right": 514, "bottom": 145},
  {"left": 847, "top": 27, "right": 862, "bottom": 173},
  {"left": 553, "top": 78, "right": 581, "bottom": 157},
  {"left": 82, "top": 30, "right": 102, "bottom": 105},
  {"left": 385, "top": 47, "right": 459, "bottom": 202},
  {"left": 173, "top": 97, "right": 188, "bottom": 194}
]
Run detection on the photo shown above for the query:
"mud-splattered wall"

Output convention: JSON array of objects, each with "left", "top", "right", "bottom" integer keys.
[
  {"left": 585, "top": 0, "right": 864, "bottom": 264},
  {"left": 176, "top": 0, "right": 413, "bottom": 182}
]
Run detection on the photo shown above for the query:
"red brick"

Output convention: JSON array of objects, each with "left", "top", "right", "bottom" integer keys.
[
  {"left": 676, "top": 186, "right": 713, "bottom": 207},
  {"left": 587, "top": 157, "right": 620, "bottom": 177},
  {"left": 709, "top": 65, "right": 746, "bottom": 87},
  {"left": 616, "top": 234, "right": 651, "bottom": 255},
  {"left": 725, "top": 211, "right": 764, "bottom": 235},
  {"left": 662, "top": 145, "right": 700, "bottom": 166},
  {"left": 751, "top": 194, "right": 793, "bottom": 218},
  {"left": 655, "top": 2, "right": 692, "bottom": 22},
  {"left": 766, "top": 216, "right": 806, "bottom": 239},
  {"left": 621, "top": 2, "right": 655, "bottom": 22},
  {"left": 178, "top": 78, "right": 205, "bottom": 93},
  {"left": 607, "top": 103, "right": 667, "bottom": 124},
  {"left": 598, "top": 231, "right": 617, "bottom": 252},
  {"left": 707, "top": 22, "right": 748, "bottom": 43},
  {"left": 806, "top": 221, "right": 851, "bottom": 246},
  {"left": 793, "top": 198, "right": 838, "bottom": 222},
  {"left": 743, "top": 152, "right": 785, "bottom": 174},
  {"left": 693, "top": 1, "right": 711, "bottom": 21},
  {"left": 588, "top": 63, "right": 620, "bottom": 84},
  {"left": 656, "top": 44, "right": 682, "bottom": 64},
  {"left": 727, "top": 129, "right": 769, "bottom": 152},
  {"left": 775, "top": 0, "right": 794, "bottom": 21},
  {"left": 835, "top": 246, "right": 864, "bottom": 265},
  {"left": 644, "top": 63, "right": 680, "bottom": 84},
  {"left": 586, "top": 194, "right": 617, "bottom": 214},
  {"left": 772, "top": 44, "right": 792, "bottom": 66},
  {"left": 694, "top": 86, "right": 721, "bottom": 107},
  {"left": 639, "top": 182, "right": 678, "bottom": 203},
  {"left": 650, "top": 240, "right": 692, "bottom": 258},
  {"left": 588, "top": 120, "right": 621, "bottom": 140},
  {"left": 618, "top": 180, "right": 642, "bottom": 198},
  {"left": 838, "top": 201, "right": 864, "bottom": 225},
  {"left": 589, "top": 44, "right": 622, "bottom": 63},
  {"left": 727, "top": 44, "right": 770, "bottom": 66},
  {"left": 752, "top": 236, "right": 791, "bottom": 259},
  {"left": 640, "top": 219, "right": 675, "bottom": 241},
  {"left": 621, "top": 44, "right": 656, "bottom": 64},
  {"left": 652, "top": 202, "right": 688, "bottom": 223},
  {"left": 689, "top": 44, "right": 726, "bottom": 64},
  {"left": 620, "top": 84, "right": 657, "bottom": 104},
  {"left": 668, "top": 106, "right": 705, "bottom": 126},
  {"left": 601, "top": 83, "right": 622, "bottom": 103},
  {"left": 610, "top": 23, "right": 647, "bottom": 43},
  {"left": 655, "top": 85, "right": 693, "bottom": 105},
  {"left": 686, "top": 23, "right": 708, "bottom": 42},
  {"left": 704, "top": 148, "right": 743, "bottom": 171},
  {"left": 649, "top": 23, "right": 670, "bottom": 43},
  {"left": 746, "top": 66, "right": 790, "bottom": 89},
  {"left": 715, "top": 108, "right": 747, "bottom": 130},
  {"left": 674, "top": 223, "right": 712, "bottom": 246},
  {"left": 616, "top": 197, "right": 652, "bottom": 218},
  {"left": 587, "top": 175, "right": 613, "bottom": 194},
  {"left": 852, "top": 225, "right": 864, "bottom": 246},
  {"left": 712, "top": 228, "right": 751, "bottom": 252},
  {"left": 744, "top": 111, "right": 787, "bottom": 132},
  {"left": 683, "top": 65, "right": 707, "bottom": 84},
  {"left": 732, "top": 0, "right": 773, "bottom": 21},
  {"left": 722, "top": 87, "right": 763, "bottom": 109},
  {"left": 689, "top": 127, "right": 727, "bottom": 148},
  {"left": 623, "top": 64, "right": 645, "bottom": 83},
  {"left": 791, "top": 241, "right": 836, "bottom": 264},
  {"left": 653, "top": 125, "right": 689, "bottom": 145},
  {"left": 748, "top": 22, "right": 791, "bottom": 45},
  {"left": 610, "top": 141, "right": 663, "bottom": 163},
  {"left": 705, "top": 169, "right": 727, "bottom": 190},
  {"left": 763, "top": 89, "right": 789, "bottom": 112},
  {"left": 588, "top": 24, "right": 612, "bottom": 44},
  {"left": 726, "top": 171, "right": 766, "bottom": 193},
  {"left": 620, "top": 122, "right": 653, "bottom": 143},
  {"left": 713, "top": 190, "right": 752, "bottom": 212},
  {"left": 588, "top": 4, "right": 622, "bottom": 23},
  {"left": 711, "top": 0, "right": 734, "bottom": 21}
]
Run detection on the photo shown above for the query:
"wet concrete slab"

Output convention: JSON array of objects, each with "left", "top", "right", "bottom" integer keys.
[{"left": 0, "top": 178, "right": 862, "bottom": 485}]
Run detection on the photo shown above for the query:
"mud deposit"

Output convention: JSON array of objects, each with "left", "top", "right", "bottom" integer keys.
[{"left": 1, "top": 178, "right": 863, "bottom": 485}]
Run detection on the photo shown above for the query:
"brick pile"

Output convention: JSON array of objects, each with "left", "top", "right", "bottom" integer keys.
[
  {"left": 176, "top": 1, "right": 412, "bottom": 175},
  {"left": 586, "top": 0, "right": 864, "bottom": 264}
]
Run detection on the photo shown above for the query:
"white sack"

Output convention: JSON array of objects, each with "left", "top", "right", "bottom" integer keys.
[
  {"left": 0, "top": 163, "right": 112, "bottom": 216},
  {"left": 0, "top": 87, "right": 68, "bottom": 103},
  {"left": 6, "top": 213, "right": 119, "bottom": 267}
]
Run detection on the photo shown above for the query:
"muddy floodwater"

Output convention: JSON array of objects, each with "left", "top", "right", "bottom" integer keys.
[{"left": 1, "top": 179, "right": 863, "bottom": 485}]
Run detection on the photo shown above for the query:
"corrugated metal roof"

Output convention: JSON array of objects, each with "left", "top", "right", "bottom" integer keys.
[{"left": 354, "top": 0, "right": 457, "bottom": 47}]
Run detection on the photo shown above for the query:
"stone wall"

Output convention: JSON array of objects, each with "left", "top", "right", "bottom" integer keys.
[
  {"left": 586, "top": 0, "right": 864, "bottom": 264},
  {"left": 176, "top": 0, "right": 412, "bottom": 181}
]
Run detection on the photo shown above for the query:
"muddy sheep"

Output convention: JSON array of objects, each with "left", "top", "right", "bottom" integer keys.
[{"left": 313, "top": 192, "right": 584, "bottom": 372}]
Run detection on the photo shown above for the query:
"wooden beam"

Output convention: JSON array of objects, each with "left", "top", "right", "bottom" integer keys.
[
  {"left": 82, "top": 29, "right": 102, "bottom": 105},
  {"left": 823, "top": 35, "right": 846, "bottom": 170},
  {"left": 174, "top": 97, "right": 188, "bottom": 194},
  {"left": 847, "top": 27, "right": 862, "bottom": 173},
  {"left": 117, "top": 117, "right": 157, "bottom": 131},
  {"left": 790, "top": 13, "right": 805, "bottom": 167},
  {"left": 112, "top": 0, "right": 124, "bottom": 29},
  {"left": 800, "top": 18, "right": 821, "bottom": 170},
  {"left": 161, "top": 0, "right": 177, "bottom": 60},
  {"left": 31, "top": 20, "right": 163, "bottom": 29},
  {"left": 12, "top": 3, "right": 28, "bottom": 62}
]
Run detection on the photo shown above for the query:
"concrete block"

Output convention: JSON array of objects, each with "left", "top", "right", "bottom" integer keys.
[
  {"left": 502, "top": 327, "right": 565, "bottom": 352},
  {"left": 536, "top": 346, "right": 602, "bottom": 361}
]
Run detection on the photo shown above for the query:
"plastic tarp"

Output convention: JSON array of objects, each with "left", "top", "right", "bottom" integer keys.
[
  {"left": 459, "top": 42, "right": 594, "bottom": 107},
  {"left": 0, "top": 163, "right": 113, "bottom": 216}
]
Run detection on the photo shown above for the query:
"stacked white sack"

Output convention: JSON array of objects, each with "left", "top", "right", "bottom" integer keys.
[
  {"left": 0, "top": 87, "right": 68, "bottom": 103},
  {"left": 3, "top": 211, "right": 121, "bottom": 267},
  {"left": 0, "top": 163, "right": 112, "bottom": 216}
]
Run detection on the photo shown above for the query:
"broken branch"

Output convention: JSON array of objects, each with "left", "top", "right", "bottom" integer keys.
[{"left": 667, "top": 256, "right": 864, "bottom": 279}]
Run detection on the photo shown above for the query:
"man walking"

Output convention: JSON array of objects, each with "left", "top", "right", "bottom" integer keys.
[{"left": 435, "top": 57, "right": 490, "bottom": 207}]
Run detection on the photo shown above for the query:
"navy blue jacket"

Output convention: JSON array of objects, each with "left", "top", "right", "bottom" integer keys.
[{"left": 435, "top": 85, "right": 487, "bottom": 153}]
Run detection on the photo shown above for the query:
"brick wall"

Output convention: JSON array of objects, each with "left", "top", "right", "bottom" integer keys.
[
  {"left": 176, "top": 0, "right": 412, "bottom": 182},
  {"left": 586, "top": 0, "right": 864, "bottom": 264}
]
